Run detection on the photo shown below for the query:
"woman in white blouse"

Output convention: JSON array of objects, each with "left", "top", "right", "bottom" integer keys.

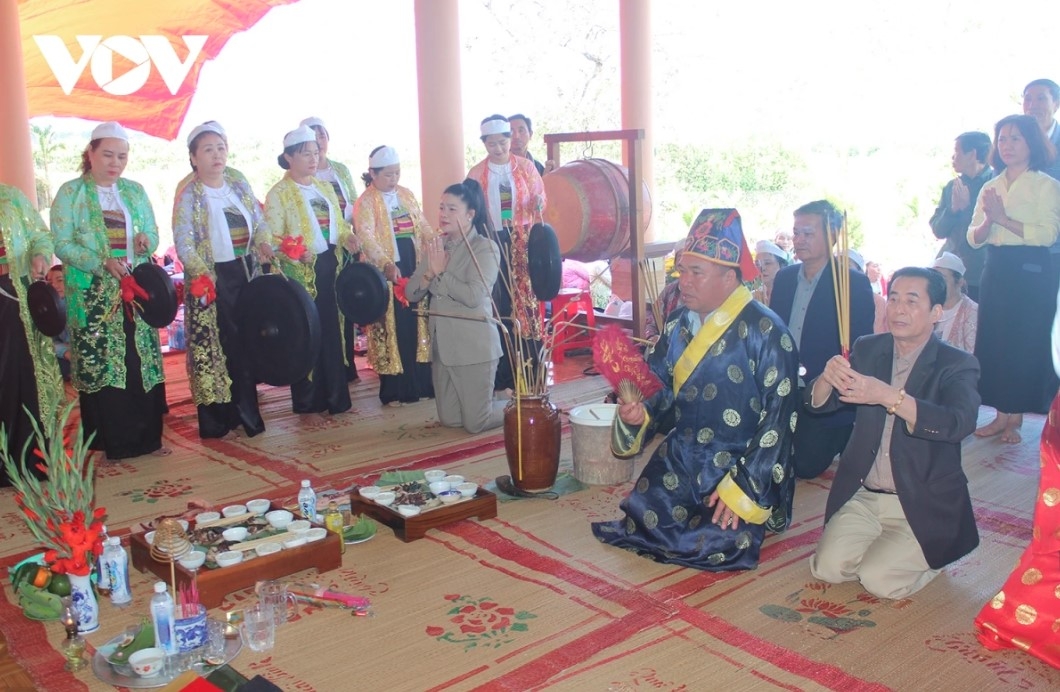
[
  {"left": 173, "top": 121, "right": 273, "bottom": 438},
  {"left": 968, "top": 113, "right": 1060, "bottom": 443}
]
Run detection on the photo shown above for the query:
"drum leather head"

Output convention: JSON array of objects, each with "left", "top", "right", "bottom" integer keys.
[
  {"left": 27, "top": 281, "right": 66, "bottom": 337},
  {"left": 236, "top": 274, "right": 321, "bottom": 386},
  {"left": 132, "top": 263, "right": 178, "bottom": 328},
  {"left": 336, "top": 262, "right": 389, "bottom": 325},
  {"left": 527, "top": 222, "right": 562, "bottom": 301}
]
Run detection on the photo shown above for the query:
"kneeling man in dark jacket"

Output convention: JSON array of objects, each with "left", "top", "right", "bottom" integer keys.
[{"left": 806, "top": 266, "right": 981, "bottom": 599}]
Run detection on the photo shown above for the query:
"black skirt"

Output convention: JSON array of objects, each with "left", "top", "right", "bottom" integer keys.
[
  {"left": 291, "top": 247, "right": 351, "bottom": 414},
  {"left": 0, "top": 275, "right": 47, "bottom": 485},
  {"left": 79, "top": 308, "right": 167, "bottom": 460},
  {"left": 975, "top": 244, "right": 1059, "bottom": 414},
  {"left": 378, "top": 235, "right": 433, "bottom": 404}
]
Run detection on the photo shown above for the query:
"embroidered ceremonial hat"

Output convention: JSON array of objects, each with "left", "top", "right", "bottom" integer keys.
[
  {"left": 283, "top": 125, "right": 316, "bottom": 149},
  {"left": 91, "top": 121, "right": 128, "bottom": 141},
  {"left": 755, "top": 239, "right": 786, "bottom": 261},
  {"left": 186, "top": 121, "right": 226, "bottom": 147},
  {"left": 369, "top": 146, "right": 399, "bottom": 168},
  {"left": 683, "top": 208, "right": 758, "bottom": 281},
  {"left": 480, "top": 117, "right": 511, "bottom": 137},
  {"left": 933, "top": 251, "right": 966, "bottom": 276}
]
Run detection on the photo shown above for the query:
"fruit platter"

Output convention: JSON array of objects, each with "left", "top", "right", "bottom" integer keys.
[
  {"left": 349, "top": 469, "right": 497, "bottom": 542},
  {"left": 129, "top": 501, "right": 341, "bottom": 609},
  {"left": 8, "top": 561, "right": 71, "bottom": 621}
]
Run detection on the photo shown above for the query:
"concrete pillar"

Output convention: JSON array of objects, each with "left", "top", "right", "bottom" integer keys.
[
  {"left": 414, "top": 0, "right": 464, "bottom": 219},
  {"left": 619, "top": 0, "right": 653, "bottom": 241},
  {"left": 0, "top": 0, "right": 37, "bottom": 204}
]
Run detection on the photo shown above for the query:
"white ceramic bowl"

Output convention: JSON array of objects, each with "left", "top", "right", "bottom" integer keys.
[
  {"left": 358, "top": 486, "right": 381, "bottom": 499},
  {"left": 444, "top": 475, "right": 465, "bottom": 486},
  {"left": 456, "top": 482, "right": 478, "bottom": 498},
  {"left": 397, "top": 504, "right": 421, "bottom": 518},
  {"left": 429, "top": 481, "right": 451, "bottom": 495},
  {"left": 221, "top": 504, "right": 247, "bottom": 518},
  {"left": 266, "top": 509, "right": 294, "bottom": 529},
  {"left": 423, "top": 469, "right": 447, "bottom": 483},
  {"left": 305, "top": 527, "right": 328, "bottom": 542},
  {"left": 437, "top": 490, "right": 462, "bottom": 504},
  {"left": 222, "top": 527, "right": 248, "bottom": 543},
  {"left": 373, "top": 491, "right": 396, "bottom": 507},
  {"left": 144, "top": 530, "right": 156, "bottom": 545},
  {"left": 129, "top": 647, "right": 165, "bottom": 677},
  {"left": 256, "top": 542, "right": 281, "bottom": 557},
  {"left": 178, "top": 550, "right": 206, "bottom": 570},
  {"left": 286, "top": 520, "right": 311, "bottom": 535},
  {"left": 194, "top": 511, "right": 221, "bottom": 525},
  {"left": 246, "top": 499, "right": 271, "bottom": 516},
  {"left": 282, "top": 536, "right": 307, "bottom": 550},
  {"left": 215, "top": 550, "right": 243, "bottom": 568}
]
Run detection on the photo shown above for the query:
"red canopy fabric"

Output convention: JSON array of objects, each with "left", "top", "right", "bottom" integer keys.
[{"left": 20, "top": 0, "right": 298, "bottom": 139}]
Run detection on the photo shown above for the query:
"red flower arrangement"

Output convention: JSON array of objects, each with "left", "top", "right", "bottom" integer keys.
[
  {"left": 188, "top": 274, "right": 216, "bottom": 307},
  {"left": 279, "top": 236, "right": 306, "bottom": 261},
  {"left": 2, "top": 404, "right": 106, "bottom": 577},
  {"left": 393, "top": 277, "right": 410, "bottom": 308}
]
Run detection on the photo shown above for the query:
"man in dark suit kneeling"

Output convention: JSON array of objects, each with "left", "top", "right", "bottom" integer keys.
[{"left": 807, "top": 267, "right": 981, "bottom": 599}]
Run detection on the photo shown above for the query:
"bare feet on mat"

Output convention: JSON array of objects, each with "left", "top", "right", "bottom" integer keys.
[
  {"left": 152, "top": 447, "right": 172, "bottom": 457},
  {"left": 975, "top": 413, "right": 1009, "bottom": 438},
  {"left": 1000, "top": 415, "right": 1023, "bottom": 444},
  {"left": 387, "top": 401, "right": 403, "bottom": 408}
]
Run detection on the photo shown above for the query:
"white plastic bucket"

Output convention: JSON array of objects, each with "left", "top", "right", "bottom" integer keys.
[{"left": 569, "top": 403, "right": 634, "bottom": 485}]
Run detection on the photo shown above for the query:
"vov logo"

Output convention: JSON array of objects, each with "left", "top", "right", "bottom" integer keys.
[{"left": 33, "top": 35, "right": 208, "bottom": 96}]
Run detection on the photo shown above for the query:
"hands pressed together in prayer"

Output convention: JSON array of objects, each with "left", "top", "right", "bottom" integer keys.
[
  {"left": 422, "top": 235, "right": 449, "bottom": 282},
  {"left": 949, "top": 177, "right": 970, "bottom": 212},
  {"left": 819, "top": 354, "right": 891, "bottom": 406},
  {"left": 981, "top": 188, "right": 1010, "bottom": 227}
]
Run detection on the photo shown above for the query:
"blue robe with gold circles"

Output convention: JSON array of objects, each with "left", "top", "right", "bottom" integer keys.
[{"left": 592, "top": 288, "right": 799, "bottom": 571}]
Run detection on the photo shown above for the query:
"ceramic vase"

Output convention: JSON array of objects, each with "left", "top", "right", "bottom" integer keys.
[
  {"left": 68, "top": 572, "right": 99, "bottom": 634},
  {"left": 503, "top": 394, "right": 561, "bottom": 491}
]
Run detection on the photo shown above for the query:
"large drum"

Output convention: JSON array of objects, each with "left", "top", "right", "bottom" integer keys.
[{"left": 542, "top": 158, "right": 652, "bottom": 262}]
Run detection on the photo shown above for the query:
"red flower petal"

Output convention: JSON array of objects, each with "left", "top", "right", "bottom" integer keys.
[{"left": 425, "top": 626, "right": 445, "bottom": 637}]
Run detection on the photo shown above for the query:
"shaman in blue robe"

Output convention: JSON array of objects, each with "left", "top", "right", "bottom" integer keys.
[{"left": 591, "top": 286, "right": 799, "bottom": 571}]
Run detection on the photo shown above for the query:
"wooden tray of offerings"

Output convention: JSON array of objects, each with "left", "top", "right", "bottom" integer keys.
[
  {"left": 349, "top": 487, "right": 498, "bottom": 542},
  {"left": 128, "top": 506, "right": 342, "bottom": 609}
]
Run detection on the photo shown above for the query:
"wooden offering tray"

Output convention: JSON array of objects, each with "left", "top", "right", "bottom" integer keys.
[
  {"left": 350, "top": 488, "right": 497, "bottom": 542},
  {"left": 129, "top": 506, "right": 342, "bottom": 609}
]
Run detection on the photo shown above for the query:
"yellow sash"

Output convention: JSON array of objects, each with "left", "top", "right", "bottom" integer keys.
[{"left": 673, "top": 285, "right": 752, "bottom": 396}]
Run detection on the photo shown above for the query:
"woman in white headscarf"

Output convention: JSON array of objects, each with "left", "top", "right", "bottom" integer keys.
[
  {"left": 354, "top": 145, "right": 435, "bottom": 406},
  {"left": 173, "top": 121, "right": 273, "bottom": 438},
  {"left": 466, "top": 114, "right": 546, "bottom": 392},
  {"left": 51, "top": 121, "right": 169, "bottom": 460},
  {"left": 265, "top": 125, "right": 359, "bottom": 416}
]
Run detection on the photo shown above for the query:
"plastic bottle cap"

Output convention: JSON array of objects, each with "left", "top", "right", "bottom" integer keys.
[
  {"left": 301, "top": 480, "right": 311, "bottom": 487},
  {"left": 153, "top": 581, "right": 166, "bottom": 593},
  {"left": 108, "top": 537, "right": 121, "bottom": 546}
]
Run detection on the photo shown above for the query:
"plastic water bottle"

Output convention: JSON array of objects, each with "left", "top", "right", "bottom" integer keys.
[
  {"left": 298, "top": 480, "right": 317, "bottom": 522},
  {"left": 105, "top": 537, "right": 132, "bottom": 606},
  {"left": 150, "top": 581, "right": 176, "bottom": 654},
  {"left": 94, "top": 524, "right": 111, "bottom": 597}
]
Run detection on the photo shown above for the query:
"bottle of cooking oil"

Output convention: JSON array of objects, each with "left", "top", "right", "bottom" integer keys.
[{"left": 323, "top": 501, "right": 345, "bottom": 554}]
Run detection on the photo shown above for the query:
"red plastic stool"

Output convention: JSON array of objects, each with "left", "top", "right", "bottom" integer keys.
[{"left": 541, "top": 288, "right": 596, "bottom": 364}]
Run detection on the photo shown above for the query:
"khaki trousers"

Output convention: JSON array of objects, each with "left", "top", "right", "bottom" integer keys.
[
  {"left": 432, "top": 342, "right": 505, "bottom": 434},
  {"left": 810, "top": 487, "right": 940, "bottom": 599}
]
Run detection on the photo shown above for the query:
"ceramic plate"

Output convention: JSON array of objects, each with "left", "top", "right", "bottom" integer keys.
[{"left": 343, "top": 517, "right": 377, "bottom": 545}]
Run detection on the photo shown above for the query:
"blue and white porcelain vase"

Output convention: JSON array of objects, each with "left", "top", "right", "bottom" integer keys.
[{"left": 68, "top": 572, "right": 99, "bottom": 634}]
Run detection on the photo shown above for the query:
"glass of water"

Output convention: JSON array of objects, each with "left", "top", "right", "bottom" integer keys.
[{"left": 241, "top": 604, "right": 275, "bottom": 652}]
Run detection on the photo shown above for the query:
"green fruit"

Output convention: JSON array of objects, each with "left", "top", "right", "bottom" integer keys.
[{"left": 46, "top": 573, "right": 71, "bottom": 597}]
